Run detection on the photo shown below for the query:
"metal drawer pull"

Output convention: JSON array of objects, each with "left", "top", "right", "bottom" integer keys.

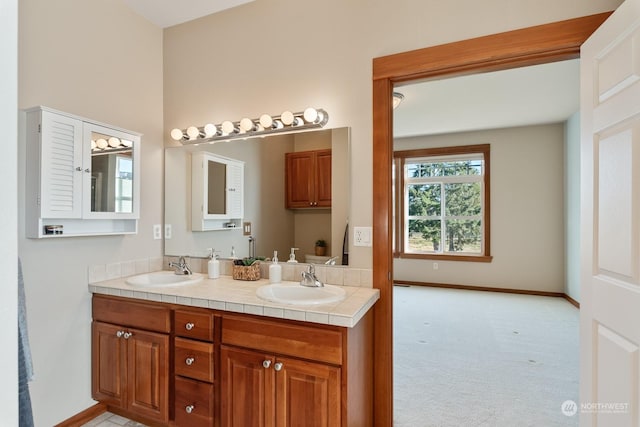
[
  {"left": 274, "top": 362, "right": 283, "bottom": 371},
  {"left": 185, "top": 405, "right": 195, "bottom": 414},
  {"left": 123, "top": 332, "right": 132, "bottom": 339},
  {"left": 185, "top": 322, "right": 195, "bottom": 330},
  {"left": 185, "top": 357, "right": 195, "bottom": 366},
  {"left": 262, "top": 360, "right": 272, "bottom": 369}
]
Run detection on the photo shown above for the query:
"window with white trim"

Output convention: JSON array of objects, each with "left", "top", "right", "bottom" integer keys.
[{"left": 394, "top": 144, "right": 491, "bottom": 262}]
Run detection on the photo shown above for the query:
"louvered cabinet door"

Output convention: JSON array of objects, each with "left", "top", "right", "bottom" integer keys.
[{"left": 40, "top": 111, "right": 83, "bottom": 218}]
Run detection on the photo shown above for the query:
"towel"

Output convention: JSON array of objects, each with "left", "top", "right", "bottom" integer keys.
[{"left": 18, "top": 258, "right": 34, "bottom": 427}]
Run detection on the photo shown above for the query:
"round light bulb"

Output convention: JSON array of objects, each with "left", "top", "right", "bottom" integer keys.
[
  {"left": 96, "top": 138, "right": 108, "bottom": 149},
  {"left": 259, "top": 114, "right": 273, "bottom": 129},
  {"left": 170, "top": 128, "right": 184, "bottom": 141},
  {"left": 303, "top": 107, "right": 318, "bottom": 123},
  {"left": 186, "top": 126, "right": 200, "bottom": 139},
  {"left": 121, "top": 139, "right": 133, "bottom": 147},
  {"left": 204, "top": 123, "right": 217, "bottom": 138},
  {"left": 293, "top": 117, "right": 304, "bottom": 126},
  {"left": 108, "top": 137, "right": 121, "bottom": 148},
  {"left": 221, "top": 121, "right": 236, "bottom": 135},
  {"left": 281, "top": 111, "right": 294, "bottom": 126},
  {"left": 240, "top": 118, "right": 255, "bottom": 132},
  {"left": 91, "top": 140, "right": 97, "bottom": 150}
]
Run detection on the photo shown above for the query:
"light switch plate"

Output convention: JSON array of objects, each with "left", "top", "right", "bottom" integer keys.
[
  {"left": 164, "top": 224, "right": 172, "bottom": 239},
  {"left": 353, "top": 226, "right": 372, "bottom": 247}
]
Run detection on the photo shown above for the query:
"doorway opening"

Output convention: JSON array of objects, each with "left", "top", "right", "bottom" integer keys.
[{"left": 371, "top": 13, "right": 611, "bottom": 425}]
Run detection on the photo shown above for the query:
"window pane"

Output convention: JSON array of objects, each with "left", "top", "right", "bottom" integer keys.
[
  {"left": 444, "top": 182, "right": 481, "bottom": 216},
  {"left": 407, "top": 159, "right": 482, "bottom": 177},
  {"left": 408, "top": 184, "right": 441, "bottom": 216},
  {"left": 408, "top": 219, "right": 441, "bottom": 252},
  {"left": 444, "top": 219, "right": 481, "bottom": 253}
]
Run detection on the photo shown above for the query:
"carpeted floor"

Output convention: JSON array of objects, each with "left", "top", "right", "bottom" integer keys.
[{"left": 393, "top": 285, "right": 579, "bottom": 427}]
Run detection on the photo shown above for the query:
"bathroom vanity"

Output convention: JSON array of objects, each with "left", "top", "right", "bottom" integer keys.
[{"left": 89, "top": 275, "right": 378, "bottom": 426}]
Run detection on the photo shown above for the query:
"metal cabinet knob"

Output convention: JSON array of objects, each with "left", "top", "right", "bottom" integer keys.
[
  {"left": 185, "top": 405, "right": 195, "bottom": 414},
  {"left": 116, "top": 330, "right": 124, "bottom": 338},
  {"left": 123, "top": 332, "right": 132, "bottom": 339},
  {"left": 84, "top": 168, "right": 91, "bottom": 173},
  {"left": 75, "top": 166, "right": 82, "bottom": 172},
  {"left": 185, "top": 357, "right": 195, "bottom": 366},
  {"left": 274, "top": 362, "right": 283, "bottom": 371},
  {"left": 185, "top": 322, "right": 195, "bottom": 330},
  {"left": 262, "top": 360, "right": 272, "bottom": 369}
]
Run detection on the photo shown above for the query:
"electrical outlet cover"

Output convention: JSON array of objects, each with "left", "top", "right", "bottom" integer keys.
[
  {"left": 353, "top": 226, "right": 372, "bottom": 247},
  {"left": 153, "top": 224, "right": 162, "bottom": 240}
]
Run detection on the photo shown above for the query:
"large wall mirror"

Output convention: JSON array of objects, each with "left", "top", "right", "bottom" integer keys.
[{"left": 165, "top": 127, "right": 350, "bottom": 264}]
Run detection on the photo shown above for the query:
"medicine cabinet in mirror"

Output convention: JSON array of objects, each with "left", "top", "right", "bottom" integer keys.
[
  {"left": 192, "top": 152, "right": 244, "bottom": 231},
  {"left": 165, "top": 127, "right": 350, "bottom": 264},
  {"left": 25, "top": 106, "right": 141, "bottom": 238}
]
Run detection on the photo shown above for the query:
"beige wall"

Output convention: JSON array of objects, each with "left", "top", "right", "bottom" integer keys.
[
  {"left": 394, "top": 124, "right": 566, "bottom": 292},
  {"left": 15, "top": 0, "right": 622, "bottom": 423},
  {"left": 18, "top": 0, "right": 163, "bottom": 424}
]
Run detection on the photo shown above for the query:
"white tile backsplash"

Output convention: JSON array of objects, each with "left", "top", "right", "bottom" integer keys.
[
  {"left": 88, "top": 257, "right": 165, "bottom": 284},
  {"left": 89, "top": 257, "right": 373, "bottom": 292}
]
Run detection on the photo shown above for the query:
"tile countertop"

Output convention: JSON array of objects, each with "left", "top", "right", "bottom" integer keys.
[{"left": 88, "top": 273, "right": 380, "bottom": 328}]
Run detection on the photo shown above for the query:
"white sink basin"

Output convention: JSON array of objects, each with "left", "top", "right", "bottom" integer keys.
[
  {"left": 256, "top": 283, "right": 346, "bottom": 305},
  {"left": 125, "top": 271, "right": 204, "bottom": 288}
]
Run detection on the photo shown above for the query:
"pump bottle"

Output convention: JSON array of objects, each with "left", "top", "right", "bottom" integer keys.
[
  {"left": 269, "top": 251, "right": 282, "bottom": 284},
  {"left": 207, "top": 248, "right": 220, "bottom": 279}
]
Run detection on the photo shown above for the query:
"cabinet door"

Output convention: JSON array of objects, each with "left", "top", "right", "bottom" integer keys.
[
  {"left": 275, "top": 357, "right": 340, "bottom": 427},
  {"left": 127, "top": 328, "right": 169, "bottom": 423},
  {"left": 285, "top": 152, "right": 315, "bottom": 208},
  {"left": 40, "top": 111, "right": 84, "bottom": 218},
  {"left": 227, "top": 160, "right": 244, "bottom": 218},
  {"left": 92, "top": 322, "right": 126, "bottom": 408},
  {"left": 314, "top": 150, "right": 332, "bottom": 208},
  {"left": 221, "top": 346, "right": 275, "bottom": 427}
]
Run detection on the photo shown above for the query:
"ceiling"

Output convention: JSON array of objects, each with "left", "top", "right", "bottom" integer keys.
[
  {"left": 120, "top": 2, "right": 579, "bottom": 138},
  {"left": 122, "top": 0, "right": 255, "bottom": 28},
  {"left": 393, "top": 59, "right": 580, "bottom": 138}
]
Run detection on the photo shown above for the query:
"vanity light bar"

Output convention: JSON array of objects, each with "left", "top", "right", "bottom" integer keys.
[{"left": 170, "top": 107, "right": 329, "bottom": 145}]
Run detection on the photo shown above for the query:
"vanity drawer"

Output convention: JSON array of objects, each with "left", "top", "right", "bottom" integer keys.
[
  {"left": 174, "top": 337, "right": 214, "bottom": 382},
  {"left": 174, "top": 376, "right": 214, "bottom": 427},
  {"left": 92, "top": 295, "right": 170, "bottom": 333},
  {"left": 222, "top": 314, "right": 343, "bottom": 365},
  {"left": 174, "top": 309, "right": 214, "bottom": 342}
]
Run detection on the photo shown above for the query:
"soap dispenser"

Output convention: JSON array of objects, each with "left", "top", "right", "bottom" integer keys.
[
  {"left": 287, "top": 247, "right": 299, "bottom": 263},
  {"left": 207, "top": 248, "right": 220, "bottom": 279},
  {"left": 269, "top": 251, "right": 282, "bottom": 284}
]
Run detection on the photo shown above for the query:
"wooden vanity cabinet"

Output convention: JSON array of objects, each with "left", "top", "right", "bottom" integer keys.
[
  {"left": 173, "top": 308, "right": 217, "bottom": 427},
  {"left": 285, "top": 149, "right": 331, "bottom": 209},
  {"left": 91, "top": 295, "right": 170, "bottom": 424},
  {"left": 220, "top": 311, "right": 373, "bottom": 427},
  {"left": 91, "top": 295, "right": 373, "bottom": 426}
]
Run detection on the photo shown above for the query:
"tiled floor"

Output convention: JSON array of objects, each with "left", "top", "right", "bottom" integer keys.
[{"left": 80, "top": 412, "right": 147, "bottom": 427}]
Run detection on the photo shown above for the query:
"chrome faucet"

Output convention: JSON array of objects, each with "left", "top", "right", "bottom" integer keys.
[
  {"left": 324, "top": 256, "right": 339, "bottom": 265},
  {"left": 169, "top": 256, "right": 192, "bottom": 275},
  {"left": 300, "top": 264, "right": 324, "bottom": 287}
]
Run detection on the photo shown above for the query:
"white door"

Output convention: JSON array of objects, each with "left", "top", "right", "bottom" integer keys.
[{"left": 580, "top": 0, "right": 640, "bottom": 426}]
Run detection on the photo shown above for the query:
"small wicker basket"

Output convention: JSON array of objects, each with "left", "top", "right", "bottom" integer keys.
[{"left": 232, "top": 263, "right": 261, "bottom": 281}]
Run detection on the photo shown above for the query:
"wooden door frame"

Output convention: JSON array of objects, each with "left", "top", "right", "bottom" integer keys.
[{"left": 371, "top": 12, "right": 610, "bottom": 425}]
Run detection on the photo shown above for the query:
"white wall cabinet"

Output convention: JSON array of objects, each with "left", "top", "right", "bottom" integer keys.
[
  {"left": 25, "top": 106, "right": 141, "bottom": 238},
  {"left": 191, "top": 152, "right": 244, "bottom": 231}
]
